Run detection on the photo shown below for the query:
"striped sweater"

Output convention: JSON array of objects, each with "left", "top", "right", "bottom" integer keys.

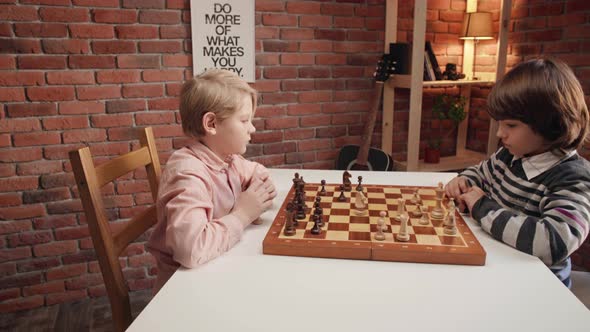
[{"left": 460, "top": 147, "right": 590, "bottom": 286}]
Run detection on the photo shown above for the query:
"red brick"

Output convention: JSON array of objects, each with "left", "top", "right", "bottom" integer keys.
[
  {"left": 27, "top": 86, "right": 75, "bottom": 101},
  {"left": 65, "top": 273, "right": 104, "bottom": 290},
  {"left": 0, "top": 38, "right": 41, "bottom": 54},
  {"left": 73, "top": 0, "right": 119, "bottom": 7},
  {"left": 262, "top": 13, "right": 297, "bottom": 26},
  {"left": 17, "top": 161, "right": 61, "bottom": 177},
  {"left": 96, "top": 70, "right": 140, "bottom": 83},
  {"left": 122, "top": 84, "right": 164, "bottom": 98},
  {"left": 14, "top": 22, "right": 66, "bottom": 37},
  {"left": 0, "top": 55, "right": 15, "bottom": 69},
  {"left": 0, "top": 288, "right": 20, "bottom": 302},
  {"left": 59, "top": 101, "right": 105, "bottom": 115},
  {"left": 0, "top": 246, "right": 32, "bottom": 262},
  {"left": 46, "top": 263, "right": 87, "bottom": 281},
  {"left": 0, "top": 220, "right": 32, "bottom": 235},
  {"left": 135, "top": 111, "right": 175, "bottom": 125},
  {"left": 69, "top": 24, "right": 114, "bottom": 39},
  {"left": 147, "top": 97, "right": 179, "bottom": 110},
  {"left": 265, "top": 117, "right": 299, "bottom": 130},
  {"left": 0, "top": 147, "right": 42, "bottom": 162},
  {"left": 163, "top": 54, "right": 191, "bottom": 67},
  {"left": 0, "top": 23, "right": 9, "bottom": 37},
  {"left": 116, "top": 26, "right": 158, "bottom": 39},
  {"left": 62, "top": 128, "right": 107, "bottom": 143},
  {"left": 76, "top": 85, "right": 121, "bottom": 100},
  {"left": 5, "top": 103, "right": 56, "bottom": 117},
  {"left": 92, "top": 9, "right": 137, "bottom": 23},
  {"left": 46, "top": 289, "right": 87, "bottom": 306},
  {"left": 139, "top": 10, "right": 181, "bottom": 24},
  {"left": 55, "top": 226, "right": 90, "bottom": 241},
  {"left": 117, "top": 55, "right": 160, "bottom": 68},
  {"left": 0, "top": 204, "right": 45, "bottom": 220},
  {"left": 23, "top": 280, "right": 64, "bottom": 296},
  {"left": 91, "top": 113, "right": 134, "bottom": 128},
  {"left": 0, "top": 193, "right": 21, "bottom": 207},
  {"left": 13, "top": 132, "right": 60, "bottom": 147},
  {"left": 160, "top": 25, "right": 190, "bottom": 39},
  {"left": 43, "top": 39, "right": 89, "bottom": 54},
  {"left": 23, "top": 187, "right": 69, "bottom": 205},
  {"left": 0, "top": 118, "right": 40, "bottom": 133},
  {"left": 262, "top": 40, "right": 298, "bottom": 53},
  {"left": 8, "top": 231, "right": 52, "bottom": 248},
  {"left": 39, "top": 7, "right": 89, "bottom": 22},
  {"left": 0, "top": 134, "right": 9, "bottom": 148},
  {"left": 263, "top": 67, "right": 298, "bottom": 79},
  {"left": 105, "top": 99, "right": 146, "bottom": 113},
  {"left": 46, "top": 71, "right": 94, "bottom": 85},
  {"left": 0, "top": 262, "right": 17, "bottom": 277},
  {"left": 69, "top": 55, "right": 115, "bottom": 69},
  {"left": 91, "top": 40, "right": 136, "bottom": 54},
  {"left": 33, "top": 240, "right": 78, "bottom": 257},
  {"left": 16, "top": 257, "right": 60, "bottom": 273},
  {"left": 33, "top": 214, "right": 77, "bottom": 230},
  {"left": 39, "top": 173, "right": 74, "bottom": 190},
  {"left": 142, "top": 69, "right": 183, "bottom": 82},
  {"left": 139, "top": 40, "right": 182, "bottom": 53},
  {"left": 20, "top": 0, "right": 71, "bottom": 5},
  {"left": 0, "top": 87, "right": 25, "bottom": 101},
  {"left": 123, "top": 0, "right": 164, "bottom": 8},
  {"left": 0, "top": 5, "right": 38, "bottom": 21},
  {"left": 0, "top": 72, "right": 42, "bottom": 86},
  {"left": 314, "top": 29, "right": 346, "bottom": 41},
  {"left": 0, "top": 295, "right": 44, "bottom": 313}
]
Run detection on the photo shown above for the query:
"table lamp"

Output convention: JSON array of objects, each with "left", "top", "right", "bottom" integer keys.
[{"left": 459, "top": 12, "right": 493, "bottom": 79}]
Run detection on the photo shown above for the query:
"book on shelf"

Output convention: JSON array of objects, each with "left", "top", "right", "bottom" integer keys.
[
  {"left": 425, "top": 41, "right": 442, "bottom": 80},
  {"left": 423, "top": 51, "right": 435, "bottom": 81}
]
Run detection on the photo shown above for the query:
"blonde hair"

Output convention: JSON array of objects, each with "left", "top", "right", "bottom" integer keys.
[
  {"left": 487, "top": 58, "right": 589, "bottom": 150},
  {"left": 179, "top": 69, "right": 257, "bottom": 138}
]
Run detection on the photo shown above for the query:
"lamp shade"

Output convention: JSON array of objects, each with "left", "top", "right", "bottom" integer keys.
[{"left": 460, "top": 12, "right": 493, "bottom": 40}]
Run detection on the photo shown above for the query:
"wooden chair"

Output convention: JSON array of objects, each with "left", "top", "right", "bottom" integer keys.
[{"left": 69, "top": 127, "right": 161, "bottom": 332}]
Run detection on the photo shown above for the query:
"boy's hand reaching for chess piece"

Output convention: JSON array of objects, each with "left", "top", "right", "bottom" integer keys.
[
  {"left": 444, "top": 176, "right": 471, "bottom": 213},
  {"left": 458, "top": 186, "right": 485, "bottom": 216},
  {"left": 232, "top": 176, "right": 276, "bottom": 226}
]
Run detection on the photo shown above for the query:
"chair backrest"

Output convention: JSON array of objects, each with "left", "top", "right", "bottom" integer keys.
[{"left": 69, "top": 127, "right": 161, "bottom": 332}]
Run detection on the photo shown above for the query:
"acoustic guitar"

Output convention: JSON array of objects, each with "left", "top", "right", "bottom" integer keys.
[{"left": 336, "top": 54, "right": 396, "bottom": 171}]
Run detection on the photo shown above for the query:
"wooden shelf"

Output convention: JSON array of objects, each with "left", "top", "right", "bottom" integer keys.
[
  {"left": 393, "top": 149, "right": 486, "bottom": 172},
  {"left": 387, "top": 75, "right": 495, "bottom": 89}
]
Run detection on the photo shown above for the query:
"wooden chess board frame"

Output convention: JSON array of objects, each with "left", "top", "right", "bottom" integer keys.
[{"left": 263, "top": 182, "right": 486, "bottom": 266}]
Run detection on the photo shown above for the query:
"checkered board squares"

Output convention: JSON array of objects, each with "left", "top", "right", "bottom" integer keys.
[{"left": 262, "top": 182, "right": 486, "bottom": 266}]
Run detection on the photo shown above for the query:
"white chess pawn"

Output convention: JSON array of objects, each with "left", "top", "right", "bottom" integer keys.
[
  {"left": 396, "top": 213, "right": 410, "bottom": 242},
  {"left": 380, "top": 210, "right": 388, "bottom": 231},
  {"left": 419, "top": 209, "right": 430, "bottom": 225},
  {"left": 374, "top": 211, "right": 386, "bottom": 241}
]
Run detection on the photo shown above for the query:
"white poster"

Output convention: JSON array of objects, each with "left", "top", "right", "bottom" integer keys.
[{"left": 191, "top": 0, "right": 255, "bottom": 82}]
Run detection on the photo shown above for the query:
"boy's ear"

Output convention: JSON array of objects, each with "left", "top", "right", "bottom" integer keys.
[{"left": 202, "top": 112, "right": 217, "bottom": 135}]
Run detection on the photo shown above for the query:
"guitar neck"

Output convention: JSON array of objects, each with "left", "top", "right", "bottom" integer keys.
[{"left": 355, "top": 81, "right": 385, "bottom": 166}]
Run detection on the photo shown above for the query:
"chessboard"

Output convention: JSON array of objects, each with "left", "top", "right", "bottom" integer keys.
[{"left": 262, "top": 181, "right": 486, "bottom": 266}]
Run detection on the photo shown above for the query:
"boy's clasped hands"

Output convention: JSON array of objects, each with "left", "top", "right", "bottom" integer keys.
[
  {"left": 231, "top": 174, "right": 277, "bottom": 227},
  {"left": 445, "top": 177, "right": 485, "bottom": 214}
]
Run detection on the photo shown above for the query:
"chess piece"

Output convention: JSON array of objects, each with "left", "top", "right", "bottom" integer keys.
[
  {"left": 319, "top": 179, "right": 327, "bottom": 196},
  {"left": 419, "top": 210, "right": 430, "bottom": 225},
  {"left": 431, "top": 182, "right": 445, "bottom": 219},
  {"left": 410, "top": 189, "right": 421, "bottom": 205},
  {"left": 310, "top": 214, "right": 321, "bottom": 235},
  {"left": 374, "top": 211, "right": 386, "bottom": 241},
  {"left": 396, "top": 213, "right": 410, "bottom": 242},
  {"left": 338, "top": 185, "right": 347, "bottom": 202},
  {"left": 343, "top": 171, "right": 352, "bottom": 191},
  {"left": 443, "top": 210, "right": 457, "bottom": 235},
  {"left": 411, "top": 201, "right": 423, "bottom": 218},
  {"left": 356, "top": 176, "right": 363, "bottom": 192},
  {"left": 314, "top": 211, "right": 324, "bottom": 227},
  {"left": 354, "top": 188, "right": 368, "bottom": 215},
  {"left": 394, "top": 198, "right": 405, "bottom": 221},
  {"left": 283, "top": 202, "right": 296, "bottom": 236}
]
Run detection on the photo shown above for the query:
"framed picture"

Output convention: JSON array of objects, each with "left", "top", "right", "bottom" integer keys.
[{"left": 191, "top": 0, "right": 255, "bottom": 82}]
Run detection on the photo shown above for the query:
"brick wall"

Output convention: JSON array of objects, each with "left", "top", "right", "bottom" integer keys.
[{"left": 0, "top": 0, "right": 589, "bottom": 312}]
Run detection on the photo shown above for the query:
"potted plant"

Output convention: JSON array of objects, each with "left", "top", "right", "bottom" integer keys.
[{"left": 424, "top": 94, "right": 467, "bottom": 163}]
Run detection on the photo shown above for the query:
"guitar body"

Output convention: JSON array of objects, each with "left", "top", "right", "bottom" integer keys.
[{"left": 336, "top": 145, "right": 394, "bottom": 171}]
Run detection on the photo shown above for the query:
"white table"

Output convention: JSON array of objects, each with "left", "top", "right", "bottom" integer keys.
[{"left": 128, "top": 169, "right": 590, "bottom": 332}]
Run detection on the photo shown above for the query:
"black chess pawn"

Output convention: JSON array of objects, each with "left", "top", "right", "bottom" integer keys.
[
  {"left": 338, "top": 185, "right": 347, "bottom": 202},
  {"left": 314, "top": 210, "right": 324, "bottom": 227},
  {"left": 310, "top": 215, "right": 321, "bottom": 235},
  {"left": 283, "top": 202, "right": 296, "bottom": 236},
  {"left": 319, "top": 179, "right": 327, "bottom": 196},
  {"left": 356, "top": 176, "right": 363, "bottom": 192}
]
